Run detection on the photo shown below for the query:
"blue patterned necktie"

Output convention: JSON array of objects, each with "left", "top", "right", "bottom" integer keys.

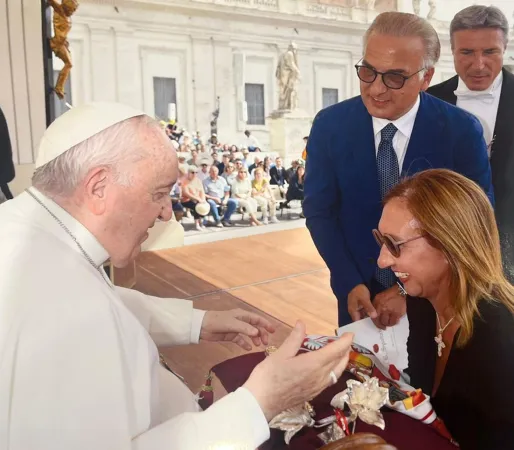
[{"left": 376, "top": 123, "right": 399, "bottom": 288}]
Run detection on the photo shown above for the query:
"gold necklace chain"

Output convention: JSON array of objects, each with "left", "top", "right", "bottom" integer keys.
[{"left": 434, "top": 313, "right": 455, "bottom": 357}]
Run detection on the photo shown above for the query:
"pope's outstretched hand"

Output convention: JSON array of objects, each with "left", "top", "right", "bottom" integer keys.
[
  {"left": 200, "top": 308, "right": 276, "bottom": 350},
  {"left": 244, "top": 321, "right": 354, "bottom": 421}
]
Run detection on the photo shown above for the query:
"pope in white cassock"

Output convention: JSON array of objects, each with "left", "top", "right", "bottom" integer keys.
[{"left": 0, "top": 103, "right": 353, "bottom": 450}]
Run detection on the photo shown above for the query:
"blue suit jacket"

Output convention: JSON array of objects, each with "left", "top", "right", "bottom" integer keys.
[{"left": 303, "top": 92, "right": 494, "bottom": 326}]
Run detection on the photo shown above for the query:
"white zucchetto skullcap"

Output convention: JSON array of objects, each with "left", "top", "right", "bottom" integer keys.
[{"left": 35, "top": 102, "right": 147, "bottom": 169}]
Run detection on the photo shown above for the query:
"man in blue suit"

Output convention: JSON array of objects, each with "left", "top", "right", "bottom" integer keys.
[{"left": 304, "top": 12, "right": 494, "bottom": 327}]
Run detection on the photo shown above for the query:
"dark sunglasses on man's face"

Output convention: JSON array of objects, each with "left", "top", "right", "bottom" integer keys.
[
  {"left": 372, "top": 229, "right": 424, "bottom": 258},
  {"left": 355, "top": 62, "right": 425, "bottom": 90}
]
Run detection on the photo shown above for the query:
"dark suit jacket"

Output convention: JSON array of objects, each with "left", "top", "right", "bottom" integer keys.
[
  {"left": 428, "top": 69, "right": 514, "bottom": 281},
  {"left": 0, "top": 107, "right": 14, "bottom": 186},
  {"left": 269, "top": 166, "right": 288, "bottom": 186},
  {"left": 303, "top": 92, "right": 493, "bottom": 326},
  {"left": 286, "top": 174, "right": 304, "bottom": 201},
  {"left": 406, "top": 296, "right": 514, "bottom": 449}
]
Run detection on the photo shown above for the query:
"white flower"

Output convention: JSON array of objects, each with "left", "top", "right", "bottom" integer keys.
[
  {"left": 330, "top": 377, "right": 389, "bottom": 430},
  {"left": 269, "top": 404, "right": 315, "bottom": 444}
]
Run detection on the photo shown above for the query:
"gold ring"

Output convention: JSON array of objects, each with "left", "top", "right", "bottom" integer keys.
[{"left": 265, "top": 345, "right": 278, "bottom": 356}]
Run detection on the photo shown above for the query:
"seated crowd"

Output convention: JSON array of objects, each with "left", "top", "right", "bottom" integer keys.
[{"left": 163, "top": 123, "right": 306, "bottom": 230}]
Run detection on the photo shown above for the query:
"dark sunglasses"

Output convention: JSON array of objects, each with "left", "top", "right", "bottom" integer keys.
[
  {"left": 372, "top": 229, "right": 424, "bottom": 257},
  {"left": 355, "top": 62, "right": 425, "bottom": 90}
]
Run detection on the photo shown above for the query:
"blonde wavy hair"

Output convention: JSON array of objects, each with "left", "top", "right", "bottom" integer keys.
[{"left": 385, "top": 169, "right": 514, "bottom": 347}]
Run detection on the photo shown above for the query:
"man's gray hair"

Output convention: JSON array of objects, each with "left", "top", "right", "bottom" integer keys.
[
  {"left": 32, "top": 115, "right": 162, "bottom": 198},
  {"left": 364, "top": 12, "right": 441, "bottom": 69},
  {"left": 450, "top": 5, "right": 509, "bottom": 49}
]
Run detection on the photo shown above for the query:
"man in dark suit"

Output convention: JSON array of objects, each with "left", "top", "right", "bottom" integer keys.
[
  {"left": 270, "top": 156, "right": 289, "bottom": 206},
  {"left": 427, "top": 5, "right": 514, "bottom": 282},
  {"left": 270, "top": 157, "right": 289, "bottom": 186},
  {"left": 304, "top": 11, "right": 493, "bottom": 326},
  {"left": 0, "top": 106, "right": 15, "bottom": 202}
]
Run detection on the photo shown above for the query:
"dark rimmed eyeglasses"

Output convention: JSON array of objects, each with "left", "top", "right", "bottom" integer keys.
[
  {"left": 372, "top": 229, "right": 424, "bottom": 258},
  {"left": 355, "top": 62, "right": 426, "bottom": 90}
]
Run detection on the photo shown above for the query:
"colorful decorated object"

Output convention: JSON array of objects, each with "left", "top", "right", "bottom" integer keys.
[
  {"left": 331, "top": 377, "right": 389, "bottom": 431},
  {"left": 196, "top": 371, "right": 214, "bottom": 410}
]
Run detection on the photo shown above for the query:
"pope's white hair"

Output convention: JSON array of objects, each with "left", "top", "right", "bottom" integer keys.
[{"left": 33, "top": 115, "right": 162, "bottom": 198}]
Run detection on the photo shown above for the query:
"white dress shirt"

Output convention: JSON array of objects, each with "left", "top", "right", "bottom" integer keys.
[
  {"left": 455, "top": 71, "right": 502, "bottom": 153},
  {"left": 372, "top": 95, "right": 420, "bottom": 172},
  {"left": 243, "top": 134, "right": 261, "bottom": 149}
]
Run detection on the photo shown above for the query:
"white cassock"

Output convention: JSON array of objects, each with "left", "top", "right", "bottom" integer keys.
[{"left": 0, "top": 189, "right": 269, "bottom": 449}]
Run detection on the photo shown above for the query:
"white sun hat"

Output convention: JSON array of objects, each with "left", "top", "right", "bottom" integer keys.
[{"left": 195, "top": 202, "right": 210, "bottom": 216}]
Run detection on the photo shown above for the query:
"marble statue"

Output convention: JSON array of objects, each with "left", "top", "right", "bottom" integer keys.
[
  {"left": 412, "top": 0, "right": 436, "bottom": 19},
  {"left": 427, "top": 0, "right": 436, "bottom": 20},
  {"left": 47, "top": 0, "right": 79, "bottom": 99},
  {"left": 275, "top": 42, "right": 301, "bottom": 111},
  {"left": 412, "top": 0, "right": 420, "bottom": 15},
  {"left": 210, "top": 96, "right": 220, "bottom": 137}
]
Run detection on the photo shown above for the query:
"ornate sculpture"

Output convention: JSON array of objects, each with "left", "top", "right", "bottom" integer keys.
[
  {"left": 275, "top": 42, "right": 301, "bottom": 111},
  {"left": 210, "top": 96, "right": 220, "bottom": 137},
  {"left": 412, "top": 0, "right": 436, "bottom": 19},
  {"left": 412, "top": 0, "right": 420, "bottom": 15},
  {"left": 47, "top": 0, "right": 79, "bottom": 99},
  {"left": 427, "top": 0, "right": 436, "bottom": 19},
  {"left": 366, "top": 0, "right": 376, "bottom": 10}
]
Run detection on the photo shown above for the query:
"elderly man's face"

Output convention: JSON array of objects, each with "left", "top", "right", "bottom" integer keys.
[
  {"left": 377, "top": 197, "right": 449, "bottom": 300},
  {"left": 360, "top": 34, "right": 433, "bottom": 121},
  {"left": 104, "top": 126, "right": 176, "bottom": 267},
  {"left": 209, "top": 166, "right": 219, "bottom": 178},
  {"left": 452, "top": 28, "right": 505, "bottom": 92}
]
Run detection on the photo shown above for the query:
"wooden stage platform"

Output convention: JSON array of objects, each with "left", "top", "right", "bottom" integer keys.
[{"left": 134, "top": 228, "right": 338, "bottom": 395}]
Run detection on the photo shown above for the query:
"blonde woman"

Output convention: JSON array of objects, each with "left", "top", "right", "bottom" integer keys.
[
  {"left": 373, "top": 169, "right": 514, "bottom": 449},
  {"left": 262, "top": 156, "right": 272, "bottom": 180},
  {"left": 181, "top": 166, "right": 208, "bottom": 231},
  {"left": 222, "top": 162, "right": 237, "bottom": 186},
  {"left": 252, "top": 167, "right": 279, "bottom": 224},
  {"left": 170, "top": 165, "right": 188, "bottom": 222},
  {"left": 231, "top": 168, "right": 262, "bottom": 226}
]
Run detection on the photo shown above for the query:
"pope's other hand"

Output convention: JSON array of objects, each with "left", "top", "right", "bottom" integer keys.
[
  {"left": 200, "top": 309, "right": 276, "bottom": 350},
  {"left": 244, "top": 321, "right": 354, "bottom": 421}
]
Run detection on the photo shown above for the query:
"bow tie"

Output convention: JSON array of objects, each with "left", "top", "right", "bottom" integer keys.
[
  {"left": 454, "top": 89, "right": 494, "bottom": 103},
  {"left": 454, "top": 90, "right": 496, "bottom": 104}
]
